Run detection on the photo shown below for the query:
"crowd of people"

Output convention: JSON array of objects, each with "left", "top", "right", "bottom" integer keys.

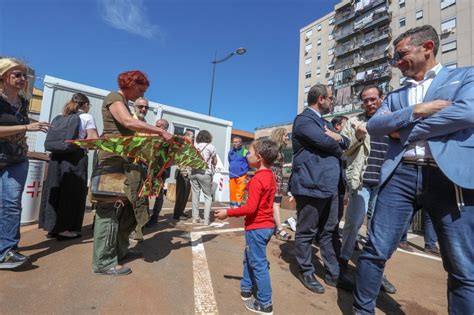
[{"left": 0, "top": 24, "right": 473, "bottom": 315}]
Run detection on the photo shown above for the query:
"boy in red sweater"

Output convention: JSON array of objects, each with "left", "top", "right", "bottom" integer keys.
[{"left": 215, "top": 139, "right": 278, "bottom": 315}]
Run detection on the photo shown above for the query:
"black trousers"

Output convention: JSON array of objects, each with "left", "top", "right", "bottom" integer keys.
[
  {"left": 173, "top": 170, "right": 191, "bottom": 219},
  {"left": 294, "top": 194, "right": 341, "bottom": 279}
]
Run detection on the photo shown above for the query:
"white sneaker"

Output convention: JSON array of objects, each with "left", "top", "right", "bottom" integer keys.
[{"left": 286, "top": 217, "right": 297, "bottom": 232}]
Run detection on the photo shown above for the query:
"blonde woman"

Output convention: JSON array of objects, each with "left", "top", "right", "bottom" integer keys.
[
  {"left": 0, "top": 58, "right": 50, "bottom": 269},
  {"left": 270, "top": 128, "right": 291, "bottom": 241}
]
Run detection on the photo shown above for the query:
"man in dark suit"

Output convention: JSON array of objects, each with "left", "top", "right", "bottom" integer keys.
[{"left": 290, "top": 84, "right": 351, "bottom": 294}]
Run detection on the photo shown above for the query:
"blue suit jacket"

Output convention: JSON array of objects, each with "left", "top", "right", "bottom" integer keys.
[
  {"left": 290, "top": 107, "right": 348, "bottom": 198},
  {"left": 367, "top": 66, "right": 474, "bottom": 189}
]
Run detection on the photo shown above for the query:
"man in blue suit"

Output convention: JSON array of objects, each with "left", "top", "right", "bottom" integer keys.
[
  {"left": 290, "top": 84, "right": 352, "bottom": 294},
  {"left": 353, "top": 25, "right": 474, "bottom": 314}
]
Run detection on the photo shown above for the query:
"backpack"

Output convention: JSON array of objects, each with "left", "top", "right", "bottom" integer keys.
[{"left": 44, "top": 113, "right": 82, "bottom": 153}]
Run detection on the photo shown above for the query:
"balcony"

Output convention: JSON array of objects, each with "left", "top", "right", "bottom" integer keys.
[
  {"left": 335, "top": 42, "right": 359, "bottom": 57},
  {"left": 334, "top": 27, "right": 356, "bottom": 42},
  {"left": 334, "top": 9, "right": 356, "bottom": 26},
  {"left": 359, "top": 0, "right": 387, "bottom": 14},
  {"left": 362, "top": 28, "right": 391, "bottom": 48},
  {"left": 363, "top": 11, "right": 391, "bottom": 31},
  {"left": 360, "top": 50, "right": 390, "bottom": 66}
]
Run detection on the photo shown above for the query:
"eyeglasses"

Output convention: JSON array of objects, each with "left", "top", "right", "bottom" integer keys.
[
  {"left": 136, "top": 105, "right": 149, "bottom": 110},
  {"left": 362, "top": 97, "right": 379, "bottom": 104},
  {"left": 11, "top": 71, "right": 28, "bottom": 80}
]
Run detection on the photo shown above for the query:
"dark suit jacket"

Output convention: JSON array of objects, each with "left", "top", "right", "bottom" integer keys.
[{"left": 290, "top": 107, "right": 348, "bottom": 199}]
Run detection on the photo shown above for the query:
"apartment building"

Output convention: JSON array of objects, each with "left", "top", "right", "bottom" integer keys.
[{"left": 297, "top": 0, "right": 474, "bottom": 115}]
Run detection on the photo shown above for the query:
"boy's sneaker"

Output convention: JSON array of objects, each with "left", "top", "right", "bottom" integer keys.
[
  {"left": 241, "top": 291, "right": 252, "bottom": 301},
  {"left": 0, "top": 250, "right": 29, "bottom": 269},
  {"left": 244, "top": 298, "right": 273, "bottom": 315}
]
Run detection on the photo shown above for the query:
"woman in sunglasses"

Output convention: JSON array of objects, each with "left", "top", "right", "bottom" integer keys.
[{"left": 0, "top": 57, "right": 50, "bottom": 269}]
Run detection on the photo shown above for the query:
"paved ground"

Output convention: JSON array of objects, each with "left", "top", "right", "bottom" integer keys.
[{"left": 1, "top": 201, "right": 447, "bottom": 314}]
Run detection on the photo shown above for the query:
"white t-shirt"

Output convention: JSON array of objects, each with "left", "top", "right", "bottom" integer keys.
[
  {"left": 195, "top": 142, "right": 217, "bottom": 169},
  {"left": 78, "top": 113, "right": 97, "bottom": 139}
]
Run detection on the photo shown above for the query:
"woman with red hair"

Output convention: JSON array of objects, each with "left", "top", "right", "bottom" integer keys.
[{"left": 92, "top": 70, "right": 172, "bottom": 276}]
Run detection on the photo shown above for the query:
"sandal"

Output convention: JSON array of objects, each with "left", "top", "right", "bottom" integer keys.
[{"left": 275, "top": 228, "right": 291, "bottom": 241}]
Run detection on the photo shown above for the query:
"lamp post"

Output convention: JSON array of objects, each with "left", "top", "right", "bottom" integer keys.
[{"left": 208, "top": 47, "right": 247, "bottom": 116}]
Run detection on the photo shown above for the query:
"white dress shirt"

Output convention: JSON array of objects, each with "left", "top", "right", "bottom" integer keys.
[{"left": 403, "top": 63, "right": 443, "bottom": 159}]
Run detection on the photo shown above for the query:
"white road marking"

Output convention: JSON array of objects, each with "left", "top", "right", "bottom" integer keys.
[
  {"left": 396, "top": 248, "right": 442, "bottom": 261},
  {"left": 190, "top": 227, "right": 245, "bottom": 315}
]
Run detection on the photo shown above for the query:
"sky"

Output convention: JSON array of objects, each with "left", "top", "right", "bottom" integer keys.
[{"left": 1, "top": 0, "right": 338, "bottom": 132}]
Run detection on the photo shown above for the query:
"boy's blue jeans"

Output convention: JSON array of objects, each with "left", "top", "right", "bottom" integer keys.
[{"left": 241, "top": 228, "right": 273, "bottom": 307}]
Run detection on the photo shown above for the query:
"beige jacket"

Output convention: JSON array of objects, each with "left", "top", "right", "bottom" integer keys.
[{"left": 341, "top": 113, "right": 371, "bottom": 190}]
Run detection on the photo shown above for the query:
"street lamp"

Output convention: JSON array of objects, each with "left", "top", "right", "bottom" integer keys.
[{"left": 208, "top": 47, "right": 247, "bottom": 116}]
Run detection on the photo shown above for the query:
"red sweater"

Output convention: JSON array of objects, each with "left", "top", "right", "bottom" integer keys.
[{"left": 227, "top": 169, "right": 276, "bottom": 230}]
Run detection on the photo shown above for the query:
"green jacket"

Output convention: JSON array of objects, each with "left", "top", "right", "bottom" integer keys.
[{"left": 341, "top": 113, "right": 371, "bottom": 190}]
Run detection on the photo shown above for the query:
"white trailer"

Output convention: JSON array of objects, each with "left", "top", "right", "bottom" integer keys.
[{"left": 33, "top": 75, "right": 232, "bottom": 202}]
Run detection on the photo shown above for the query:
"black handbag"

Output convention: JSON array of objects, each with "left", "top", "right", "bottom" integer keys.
[{"left": 0, "top": 140, "right": 27, "bottom": 168}]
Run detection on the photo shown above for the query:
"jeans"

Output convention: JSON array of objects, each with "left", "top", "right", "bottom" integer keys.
[
  {"left": 353, "top": 163, "right": 474, "bottom": 314},
  {"left": 294, "top": 194, "right": 341, "bottom": 279},
  {"left": 190, "top": 172, "right": 212, "bottom": 224},
  {"left": 241, "top": 228, "right": 274, "bottom": 307},
  {"left": 423, "top": 210, "right": 438, "bottom": 248},
  {"left": 0, "top": 160, "right": 28, "bottom": 260},
  {"left": 340, "top": 184, "right": 378, "bottom": 261}
]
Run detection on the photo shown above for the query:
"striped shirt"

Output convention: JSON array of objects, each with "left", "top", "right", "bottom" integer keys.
[{"left": 363, "top": 134, "right": 388, "bottom": 186}]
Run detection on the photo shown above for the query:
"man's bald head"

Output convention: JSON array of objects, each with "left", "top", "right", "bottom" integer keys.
[{"left": 155, "top": 119, "right": 169, "bottom": 131}]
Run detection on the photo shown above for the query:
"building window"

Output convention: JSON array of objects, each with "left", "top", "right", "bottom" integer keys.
[
  {"left": 305, "top": 30, "right": 313, "bottom": 39},
  {"left": 317, "top": 38, "right": 321, "bottom": 45},
  {"left": 441, "top": 0, "right": 456, "bottom": 10},
  {"left": 305, "top": 71, "right": 312, "bottom": 79},
  {"left": 441, "top": 17, "right": 456, "bottom": 33},
  {"left": 441, "top": 40, "right": 457, "bottom": 53},
  {"left": 304, "top": 101, "right": 308, "bottom": 107},
  {"left": 328, "top": 63, "right": 335, "bottom": 70},
  {"left": 328, "top": 48, "right": 334, "bottom": 55},
  {"left": 304, "top": 86, "right": 310, "bottom": 93},
  {"left": 316, "top": 68, "right": 321, "bottom": 76},
  {"left": 305, "top": 57, "right": 312, "bottom": 65},
  {"left": 305, "top": 43, "right": 313, "bottom": 53},
  {"left": 399, "top": 0, "right": 405, "bottom": 8},
  {"left": 399, "top": 17, "right": 406, "bottom": 27},
  {"left": 328, "top": 18, "right": 335, "bottom": 25},
  {"left": 399, "top": 76, "right": 406, "bottom": 85},
  {"left": 328, "top": 33, "right": 334, "bottom": 41},
  {"left": 416, "top": 10, "right": 423, "bottom": 20},
  {"left": 317, "top": 53, "right": 321, "bottom": 60},
  {"left": 444, "top": 62, "right": 457, "bottom": 68},
  {"left": 317, "top": 24, "right": 322, "bottom": 31}
]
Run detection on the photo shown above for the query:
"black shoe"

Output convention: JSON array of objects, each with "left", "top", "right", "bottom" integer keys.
[
  {"left": 244, "top": 298, "right": 273, "bottom": 314},
  {"left": 298, "top": 273, "right": 325, "bottom": 294},
  {"left": 94, "top": 266, "right": 132, "bottom": 276},
  {"left": 380, "top": 276, "right": 397, "bottom": 294},
  {"left": 145, "top": 220, "right": 158, "bottom": 228},
  {"left": 324, "top": 274, "right": 354, "bottom": 291},
  {"left": 0, "top": 250, "right": 29, "bottom": 269},
  {"left": 241, "top": 291, "right": 252, "bottom": 301},
  {"left": 424, "top": 246, "right": 440, "bottom": 256}
]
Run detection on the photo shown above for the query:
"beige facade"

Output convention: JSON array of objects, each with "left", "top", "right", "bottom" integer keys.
[
  {"left": 298, "top": 0, "right": 474, "bottom": 115},
  {"left": 298, "top": 12, "right": 336, "bottom": 114}
]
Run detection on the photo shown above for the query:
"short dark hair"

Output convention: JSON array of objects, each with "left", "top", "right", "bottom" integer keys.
[
  {"left": 359, "top": 85, "right": 383, "bottom": 100},
  {"left": 196, "top": 130, "right": 213, "bottom": 144},
  {"left": 251, "top": 139, "right": 279, "bottom": 164},
  {"left": 307, "top": 84, "right": 328, "bottom": 106},
  {"left": 331, "top": 115, "right": 348, "bottom": 126},
  {"left": 232, "top": 136, "right": 242, "bottom": 141},
  {"left": 393, "top": 25, "right": 439, "bottom": 56}
]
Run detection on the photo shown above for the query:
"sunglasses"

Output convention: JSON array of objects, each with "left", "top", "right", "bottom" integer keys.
[
  {"left": 325, "top": 95, "right": 336, "bottom": 102},
  {"left": 11, "top": 71, "right": 28, "bottom": 79},
  {"left": 136, "top": 105, "right": 149, "bottom": 110}
]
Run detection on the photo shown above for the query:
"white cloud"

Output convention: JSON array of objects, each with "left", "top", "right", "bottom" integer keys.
[{"left": 99, "top": 0, "right": 160, "bottom": 39}]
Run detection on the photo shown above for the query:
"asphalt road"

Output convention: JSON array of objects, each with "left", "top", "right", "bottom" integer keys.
[{"left": 1, "top": 202, "right": 447, "bottom": 314}]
